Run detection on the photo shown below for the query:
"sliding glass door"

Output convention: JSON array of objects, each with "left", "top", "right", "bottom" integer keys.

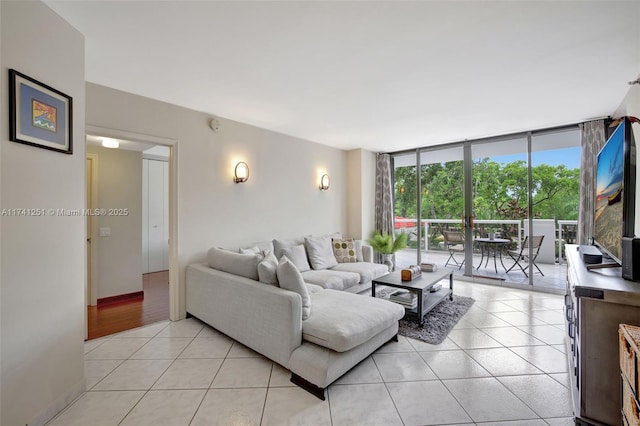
[{"left": 391, "top": 126, "right": 581, "bottom": 290}]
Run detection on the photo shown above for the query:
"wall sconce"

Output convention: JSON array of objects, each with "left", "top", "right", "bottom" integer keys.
[
  {"left": 233, "top": 161, "right": 249, "bottom": 183},
  {"left": 319, "top": 174, "right": 330, "bottom": 191}
]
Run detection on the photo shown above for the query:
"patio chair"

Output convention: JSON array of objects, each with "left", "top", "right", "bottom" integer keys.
[
  {"left": 443, "top": 230, "right": 465, "bottom": 270},
  {"left": 505, "top": 235, "right": 545, "bottom": 277}
]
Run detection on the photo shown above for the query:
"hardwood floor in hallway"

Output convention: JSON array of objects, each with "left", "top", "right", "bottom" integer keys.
[{"left": 87, "top": 271, "right": 170, "bottom": 340}]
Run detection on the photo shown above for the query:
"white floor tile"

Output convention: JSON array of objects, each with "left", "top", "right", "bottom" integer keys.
[
  {"left": 543, "top": 417, "right": 575, "bottom": 426},
  {"left": 84, "top": 360, "right": 123, "bottom": 390},
  {"left": 179, "top": 336, "right": 233, "bottom": 359},
  {"left": 119, "top": 389, "right": 206, "bottom": 426},
  {"left": 92, "top": 359, "right": 172, "bottom": 390},
  {"left": 84, "top": 338, "right": 150, "bottom": 360},
  {"left": 420, "top": 350, "right": 491, "bottom": 379},
  {"left": 373, "top": 335, "right": 416, "bottom": 353},
  {"left": 462, "top": 311, "right": 513, "bottom": 328},
  {"left": 517, "top": 325, "right": 566, "bottom": 345},
  {"left": 334, "top": 356, "right": 383, "bottom": 385},
  {"left": 191, "top": 388, "right": 266, "bottom": 426},
  {"left": 498, "top": 375, "right": 573, "bottom": 418},
  {"left": 227, "top": 341, "right": 262, "bottom": 358},
  {"left": 211, "top": 357, "right": 273, "bottom": 388},
  {"left": 481, "top": 326, "right": 546, "bottom": 347},
  {"left": 493, "top": 311, "right": 548, "bottom": 326},
  {"left": 84, "top": 337, "right": 110, "bottom": 355},
  {"left": 448, "top": 328, "right": 503, "bottom": 349},
  {"left": 113, "top": 321, "right": 169, "bottom": 338},
  {"left": 262, "top": 387, "right": 332, "bottom": 426},
  {"left": 466, "top": 348, "right": 542, "bottom": 376},
  {"left": 548, "top": 372, "right": 571, "bottom": 389},
  {"left": 47, "top": 391, "right": 144, "bottom": 426},
  {"left": 268, "top": 363, "right": 295, "bottom": 387},
  {"left": 473, "top": 300, "right": 520, "bottom": 313},
  {"left": 130, "top": 337, "right": 192, "bottom": 360},
  {"left": 531, "top": 310, "right": 565, "bottom": 325},
  {"left": 444, "top": 377, "right": 538, "bottom": 422},
  {"left": 328, "top": 383, "right": 403, "bottom": 426},
  {"left": 152, "top": 358, "right": 223, "bottom": 389},
  {"left": 156, "top": 318, "right": 204, "bottom": 338},
  {"left": 373, "top": 352, "right": 437, "bottom": 382},
  {"left": 476, "top": 420, "right": 547, "bottom": 426},
  {"left": 509, "top": 346, "right": 569, "bottom": 374},
  {"left": 407, "top": 336, "right": 460, "bottom": 352},
  {"left": 387, "top": 380, "right": 472, "bottom": 425}
]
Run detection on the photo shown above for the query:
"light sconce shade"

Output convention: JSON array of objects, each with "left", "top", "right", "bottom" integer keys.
[
  {"left": 102, "top": 137, "right": 119, "bottom": 149},
  {"left": 319, "top": 174, "right": 330, "bottom": 191},
  {"left": 234, "top": 161, "right": 249, "bottom": 183}
]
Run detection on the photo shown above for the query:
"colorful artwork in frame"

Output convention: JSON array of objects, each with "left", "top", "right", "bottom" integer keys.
[{"left": 9, "top": 69, "right": 73, "bottom": 154}]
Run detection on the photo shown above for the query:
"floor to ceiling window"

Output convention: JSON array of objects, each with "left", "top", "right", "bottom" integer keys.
[{"left": 392, "top": 126, "right": 581, "bottom": 291}]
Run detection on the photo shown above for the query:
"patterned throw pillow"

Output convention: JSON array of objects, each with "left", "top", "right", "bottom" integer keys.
[{"left": 332, "top": 238, "right": 358, "bottom": 263}]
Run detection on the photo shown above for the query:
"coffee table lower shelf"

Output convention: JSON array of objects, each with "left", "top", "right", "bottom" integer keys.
[{"left": 372, "top": 269, "right": 454, "bottom": 324}]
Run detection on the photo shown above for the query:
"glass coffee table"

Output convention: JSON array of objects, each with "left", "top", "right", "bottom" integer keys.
[{"left": 372, "top": 268, "right": 453, "bottom": 324}]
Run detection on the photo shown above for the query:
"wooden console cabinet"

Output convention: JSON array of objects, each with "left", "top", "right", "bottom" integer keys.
[{"left": 565, "top": 245, "right": 640, "bottom": 425}]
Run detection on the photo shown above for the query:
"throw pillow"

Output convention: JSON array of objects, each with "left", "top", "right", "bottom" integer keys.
[
  {"left": 354, "top": 239, "right": 364, "bottom": 262},
  {"left": 305, "top": 236, "right": 339, "bottom": 270},
  {"left": 239, "top": 246, "right": 260, "bottom": 255},
  {"left": 277, "top": 256, "right": 311, "bottom": 320},
  {"left": 272, "top": 236, "right": 308, "bottom": 259},
  {"left": 281, "top": 244, "right": 311, "bottom": 272},
  {"left": 257, "top": 250, "right": 279, "bottom": 286},
  {"left": 207, "top": 247, "right": 261, "bottom": 280},
  {"left": 332, "top": 238, "right": 358, "bottom": 263}
]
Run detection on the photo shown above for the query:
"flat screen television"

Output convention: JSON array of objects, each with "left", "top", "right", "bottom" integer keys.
[{"left": 594, "top": 119, "right": 636, "bottom": 264}]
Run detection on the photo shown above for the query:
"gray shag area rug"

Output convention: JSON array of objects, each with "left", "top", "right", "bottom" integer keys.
[{"left": 377, "top": 289, "right": 475, "bottom": 345}]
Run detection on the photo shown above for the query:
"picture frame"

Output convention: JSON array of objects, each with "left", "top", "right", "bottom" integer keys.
[{"left": 9, "top": 69, "right": 73, "bottom": 154}]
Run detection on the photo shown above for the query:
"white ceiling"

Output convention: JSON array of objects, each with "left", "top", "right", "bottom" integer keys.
[{"left": 46, "top": 1, "right": 640, "bottom": 152}]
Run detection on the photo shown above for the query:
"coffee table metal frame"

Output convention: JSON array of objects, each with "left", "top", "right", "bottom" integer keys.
[{"left": 371, "top": 269, "right": 454, "bottom": 324}]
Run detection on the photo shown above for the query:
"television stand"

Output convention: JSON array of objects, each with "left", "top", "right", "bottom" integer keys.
[{"left": 586, "top": 262, "right": 621, "bottom": 271}]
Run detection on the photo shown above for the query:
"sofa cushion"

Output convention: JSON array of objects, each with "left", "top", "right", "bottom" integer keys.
[
  {"left": 301, "top": 270, "right": 360, "bottom": 290},
  {"left": 332, "top": 238, "right": 358, "bottom": 263},
  {"left": 208, "top": 247, "right": 262, "bottom": 280},
  {"left": 305, "top": 236, "right": 338, "bottom": 270},
  {"left": 281, "top": 244, "right": 311, "bottom": 272},
  {"left": 302, "top": 290, "right": 405, "bottom": 352},
  {"left": 257, "top": 250, "right": 279, "bottom": 286},
  {"left": 330, "top": 262, "right": 389, "bottom": 284},
  {"left": 277, "top": 256, "right": 311, "bottom": 320},
  {"left": 273, "top": 236, "right": 308, "bottom": 259}
]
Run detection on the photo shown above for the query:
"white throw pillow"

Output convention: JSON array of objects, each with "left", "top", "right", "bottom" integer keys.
[
  {"left": 239, "top": 246, "right": 260, "bottom": 255},
  {"left": 257, "top": 250, "right": 279, "bottom": 286},
  {"left": 305, "top": 236, "right": 339, "bottom": 270},
  {"left": 281, "top": 244, "right": 311, "bottom": 272},
  {"left": 207, "top": 247, "right": 261, "bottom": 280},
  {"left": 277, "top": 256, "right": 311, "bottom": 320},
  {"left": 332, "top": 238, "right": 358, "bottom": 263}
]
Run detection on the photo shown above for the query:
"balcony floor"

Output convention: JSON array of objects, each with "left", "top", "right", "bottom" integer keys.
[{"left": 395, "top": 249, "right": 566, "bottom": 293}]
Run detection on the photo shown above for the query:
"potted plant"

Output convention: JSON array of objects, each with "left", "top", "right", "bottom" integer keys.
[{"left": 368, "top": 231, "right": 408, "bottom": 271}]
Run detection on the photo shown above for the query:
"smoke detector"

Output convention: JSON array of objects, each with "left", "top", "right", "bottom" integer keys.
[{"left": 209, "top": 117, "right": 221, "bottom": 132}]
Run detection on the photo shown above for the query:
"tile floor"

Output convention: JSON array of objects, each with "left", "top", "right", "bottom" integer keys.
[{"left": 49, "top": 281, "right": 574, "bottom": 426}]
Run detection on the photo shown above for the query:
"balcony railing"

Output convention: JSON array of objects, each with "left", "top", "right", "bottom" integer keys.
[{"left": 394, "top": 218, "right": 578, "bottom": 264}]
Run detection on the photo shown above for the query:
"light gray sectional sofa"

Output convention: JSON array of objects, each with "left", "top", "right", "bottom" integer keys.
[{"left": 185, "top": 234, "right": 404, "bottom": 399}]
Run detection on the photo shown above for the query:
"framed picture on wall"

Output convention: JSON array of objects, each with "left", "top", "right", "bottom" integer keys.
[{"left": 9, "top": 69, "right": 73, "bottom": 154}]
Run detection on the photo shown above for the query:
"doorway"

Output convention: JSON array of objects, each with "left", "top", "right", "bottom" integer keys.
[{"left": 85, "top": 126, "right": 178, "bottom": 339}]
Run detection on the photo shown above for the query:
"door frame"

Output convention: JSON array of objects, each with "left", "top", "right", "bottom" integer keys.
[
  {"left": 86, "top": 153, "right": 99, "bottom": 307},
  {"left": 85, "top": 125, "right": 180, "bottom": 323}
]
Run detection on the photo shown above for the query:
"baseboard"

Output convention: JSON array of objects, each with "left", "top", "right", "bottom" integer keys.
[
  {"left": 28, "top": 378, "right": 85, "bottom": 426},
  {"left": 97, "top": 291, "right": 144, "bottom": 306}
]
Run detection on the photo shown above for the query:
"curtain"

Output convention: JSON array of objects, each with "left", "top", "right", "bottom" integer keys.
[
  {"left": 374, "top": 153, "right": 394, "bottom": 263},
  {"left": 577, "top": 119, "right": 606, "bottom": 244}
]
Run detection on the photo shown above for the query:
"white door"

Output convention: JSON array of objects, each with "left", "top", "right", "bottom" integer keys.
[{"left": 143, "top": 159, "right": 169, "bottom": 273}]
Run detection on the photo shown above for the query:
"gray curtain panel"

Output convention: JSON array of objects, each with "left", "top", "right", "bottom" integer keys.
[
  {"left": 374, "top": 153, "right": 394, "bottom": 263},
  {"left": 577, "top": 119, "right": 606, "bottom": 245}
]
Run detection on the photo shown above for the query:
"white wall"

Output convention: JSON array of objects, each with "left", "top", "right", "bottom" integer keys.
[
  {"left": 0, "top": 2, "right": 85, "bottom": 425},
  {"left": 86, "top": 145, "right": 143, "bottom": 299},
  {"left": 85, "top": 83, "right": 348, "bottom": 317},
  {"left": 347, "top": 148, "right": 376, "bottom": 239}
]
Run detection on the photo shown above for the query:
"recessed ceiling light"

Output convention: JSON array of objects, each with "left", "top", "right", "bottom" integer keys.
[{"left": 102, "top": 138, "right": 119, "bottom": 149}]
